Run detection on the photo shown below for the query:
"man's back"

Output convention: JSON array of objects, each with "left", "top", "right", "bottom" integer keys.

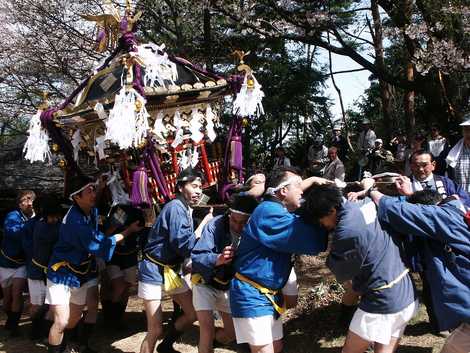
[
  {"left": 328, "top": 199, "right": 416, "bottom": 314},
  {"left": 378, "top": 196, "right": 470, "bottom": 331}
]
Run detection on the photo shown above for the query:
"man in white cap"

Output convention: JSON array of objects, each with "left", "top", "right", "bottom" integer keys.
[
  {"left": 369, "top": 138, "right": 394, "bottom": 175},
  {"left": 446, "top": 113, "right": 470, "bottom": 192},
  {"left": 330, "top": 125, "right": 348, "bottom": 161}
]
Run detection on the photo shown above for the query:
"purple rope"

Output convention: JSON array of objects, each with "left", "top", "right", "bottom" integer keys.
[
  {"left": 130, "top": 161, "right": 151, "bottom": 208},
  {"left": 147, "top": 153, "right": 170, "bottom": 201},
  {"left": 147, "top": 143, "right": 171, "bottom": 197},
  {"left": 40, "top": 109, "right": 83, "bottom": 175},
  {"left": 119, "top": 32, "right": 136, "bottom": 53},
  {"left": 133, "top": 64, "right": 145, "bottom": 97},
  {"left": 228, "top": 74, "right": 244, "bottom": 94}
]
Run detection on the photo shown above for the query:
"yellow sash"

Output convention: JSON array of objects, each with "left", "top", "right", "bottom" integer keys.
[
  {"left": 144, "top": 253, "right": 183, "bottom": 292},
  {"left": 235, "top": 272, "right": 286, "bottom": 315},
  {"left": 191, "top": 273, "right": 231, "bottom": 287},
  {"left": 50, "top": 258, "right": 92, "bottom": 275}
]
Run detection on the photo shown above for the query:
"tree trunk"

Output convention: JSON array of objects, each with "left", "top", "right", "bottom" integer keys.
[
  {"left": 371, "top": 0, "right": 393, "bottom": 140},
  {"left": 203, "top": 5, "right": 213, "bottom": 70},
  {"left": 404, "top": 62, "right": 416, "bottom": 138},
  {"left": 403, "top": 0, "right": 416, "bottom": 139}
]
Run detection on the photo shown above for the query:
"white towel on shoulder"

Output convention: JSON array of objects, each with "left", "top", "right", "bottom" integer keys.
[{"left": 445, "top": 138, "right": 464, "bottom": 168}]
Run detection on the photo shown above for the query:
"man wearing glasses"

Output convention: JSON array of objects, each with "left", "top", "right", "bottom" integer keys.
[
  {"left": 1, "top": 190, "right": 36, "bottom": 336},
  {"left": 408, "top": 150, "right": 470, "bottom": 207}
]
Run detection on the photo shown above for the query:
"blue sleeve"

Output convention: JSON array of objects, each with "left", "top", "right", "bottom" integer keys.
[
  {"left": 3, "top": 212, "right": 24, "bottom": 242},
  {"left": 378, "top": 196, "right": 451, "bottom": 242},
  {"left": 249, "top": 211, "right": 327, "bottom": 255},
  {"left": 166, "top": 204, "right": 196, "bottom": 258},
  {"left": 61, "top": 217, "right": 116, "bottom": 262},
  {"left": 191, "top": 220, "right": 219, "bottom": 282},
  {"left": 446, "top": 179, "right": 470, "bottom": 208}
]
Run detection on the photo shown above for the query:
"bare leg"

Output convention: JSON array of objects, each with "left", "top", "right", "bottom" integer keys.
[
  {"left": 374, "top": 337, "right": 400, "bottom": 353},
  {"left": 216, "top": 311, "right": 235, "bottom": 344},
  {"left": 110, "top": 277, "right": 129, "bottom": 302},
  {"left": 139, "top": 299, "right": 163, "bottom": 353},
  {"left": 250, "top": 343, "right": 274, "bottom": 353},
  {"left": 172, "top": 290, "right": 197, "bottom": 331},
  {"left": 342, "top": 330, "right": 372, "bottom": 353},
  {"left": 49, "top": 304, "right": 70, "bottom": 346},
  {"left": 83, "top": 285, "right": 99, "bottom": 324},
  {"left": 2, "top": 285, "right": 12, "bottom": 312},
  {"left": 196, "top": 310, "right": 215, "bottom": 353},
  {"left": 67, "top": 303, "right": 85, "bottom": 329},
  {"left": 249, "top": 339, "right": 283, "bottom": 353},
  {"left": 11, "top": 278, "right": 26, "bottom": 312}
]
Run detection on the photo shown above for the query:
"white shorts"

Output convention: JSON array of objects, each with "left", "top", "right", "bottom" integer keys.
[
  {"left": 0, "top": 266, "right": 27, "bottom": 288},
  {"left": 137, "top": 280, "right": 190, "bottom": 301},
  {"left": 107, "top": 265, "right": 137, "bottom": 284},
  {"left": 45, "top": 279, "right": 97, "bottom": 306},
  {"left": 28, "top": 279, "right": 46, "bottom": 305},
  {"left": 233, "top": 315, "right": 283, "bottom": 345},
  {"left": 349, "top": 300, "right": 419, "bottom": 345},
  {"left": 281, "top": 268, "right": 298, "bottom": 296},
  {"left": 193, "top": 284, "right": 230, "bottom": 313}
]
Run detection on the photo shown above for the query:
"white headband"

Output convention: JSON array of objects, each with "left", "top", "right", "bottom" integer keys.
[
  {"left": 69, "top": 182, "right": 96, "bottom": 201},
  {"left": 177, "top": 176, "right": 202, "bottom": 183},
  {"left": 245, "top": 173, "right": 265, "bottom": 185},
  {"left": 229, "top": 208, "right": 251, "bottom": 216},
  {"left": 265, "top": 176, "right": 302, "bottom": 196}
]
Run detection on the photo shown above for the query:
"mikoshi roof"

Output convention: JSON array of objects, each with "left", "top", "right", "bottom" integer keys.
[{"left": 56, "top": 52, "right": 230, "bottom": 127}]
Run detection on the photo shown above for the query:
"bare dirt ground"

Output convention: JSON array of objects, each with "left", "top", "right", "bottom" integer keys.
[{"left": 0, "top": 254, "right": 445, "bottom": 353}]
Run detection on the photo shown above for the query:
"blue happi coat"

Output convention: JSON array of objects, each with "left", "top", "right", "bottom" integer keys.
[
  {"left": 191, "top": 214, "right": 234, "bottom": 290},
  {"left": 30, "top": 220, "right": 60, "bottom": 280},
  {"left": 327, "top": 199, "right": 416, "bottom": 314},
  {"left": 378, "top": 196, "right": 470, "bottom": 331},
  {"left": 230, "top": 199, "right": 327, "bottom": 318},
  {"left": 1, "top": 210, "right": 29, "bottom": 268},
  {"left": 48, "top": 205, "right": 116, "bottom": 287},
  {"left": 21, "top": 216, "right": 41, "bottom": 279},
  {"left": 139, "top": 197, "right": 196, "bottom": 285}
]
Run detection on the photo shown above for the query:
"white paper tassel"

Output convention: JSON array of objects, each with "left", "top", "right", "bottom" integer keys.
[
  {"left": 179, "top": 150, "right": 190, "bottom": 171},
  {"left": 205, "top": 105, "right": 217, "bottom": 142},
  {"left": 71, "top": 129, "right": 82, "bottom": 161},
  {"left": 94, "top": 103, "right": 108, "bottom": 120},
  {"left": 137, "top": 43, "right": 178, "bottom": 87},
  {"left": 105, "top": 87, "right": 150, "bottom": 149},
  {"left": 171, "top": 110, "right": 184, "bottom": 148},
  {"left": 189, "top": 108, "right": 204, "bottom": 143},
  {"left": 23, "top": 110, "right": 52, "bottom": 163},
  {"left": 191, "top": 146, "right": 199, "bottom": 168},
  {"left": 95, "top": 135, "right": 108, "bottom": 161},
  {"left": 106, "top": 171, "right": 131, "bottom": 206},
  {"left": 134, "top": 101, "right": 150, "bottom": 147},
  {"left": 232, "top": 73, "right": 265, "bottom": 118},
  {"left": 153, "top": 111, "right": 167, "bottom": 143}
]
